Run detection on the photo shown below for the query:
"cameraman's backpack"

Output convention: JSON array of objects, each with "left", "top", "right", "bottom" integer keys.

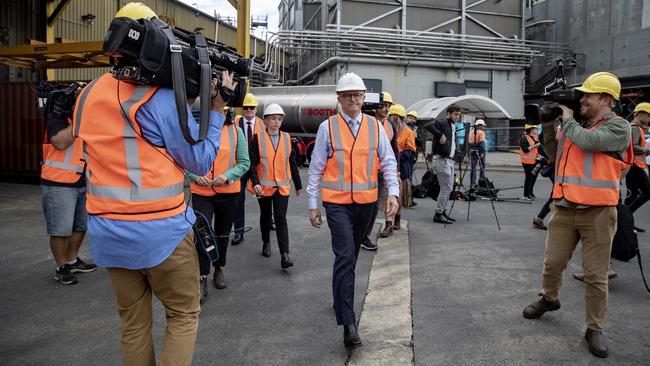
[
  {"left": 611, "top": 203, "right": 649, "bottom": 292},
  {"left": 413, "top": 170, "right": 439, "bottom": 199}
]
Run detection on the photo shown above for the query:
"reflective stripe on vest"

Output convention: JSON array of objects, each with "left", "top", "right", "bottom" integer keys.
[
  {"left": 633, "top": 125, "right": 647, "bottom": 169},
  {"left": 322, "top": 114, "right": 379, "bottom": 204},
  {"left": 382, "top": 118, "right": 394, "bottom": 141},
  {"left": 552, "top": 117, "right": 626, "bottom": 206},
  {"left": 74, "top": 74, "right": 186, "bottom": 220},
  {"left": 41, "top": 122, "right": 85, "bottom": 184},
  {"left": 250, "top": 130, "right": 292, "bottom": 196},
  {"left": 190, "top": 123, "right": 241, "bottom": 196},
  {"left": 519, "top": 135, "right": 537, "bottom": 164}
]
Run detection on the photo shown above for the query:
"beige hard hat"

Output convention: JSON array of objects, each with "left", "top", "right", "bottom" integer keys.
[
  {"left": 263, "top": 103, "right": 285, "bottom": 117},
  {"left": 336, "top": 73, "right": 366, "bottom": 92},
  {"left": 475, "top": 119, "right": 486, "bottom": 126}
]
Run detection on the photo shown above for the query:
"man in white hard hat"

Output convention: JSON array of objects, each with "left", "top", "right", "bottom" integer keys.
[
  {"left": 468, "top": 119, "right": 487, "bottom": 187},
  {"left": 307, "top": 72, "right": 399, "bottom": 349}
]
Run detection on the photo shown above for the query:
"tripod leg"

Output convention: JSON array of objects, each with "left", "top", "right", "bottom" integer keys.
[{"left": 490, "top": 197, "right": 501, "bottom": 231}]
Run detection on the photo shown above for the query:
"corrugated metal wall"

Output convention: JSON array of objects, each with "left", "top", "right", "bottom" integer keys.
[
  {"left": 0, "top": 0, "right": 42, "bottom": 82},
  {"left": 0, "top": 83, "right": 44, "bottom": 176}
]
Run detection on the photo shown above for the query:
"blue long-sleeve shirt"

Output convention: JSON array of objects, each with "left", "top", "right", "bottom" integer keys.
[
  {"left": 307, "top": 111, "right": 399, "bottom": 209},
  {"left": 88, "top": 89, "right": 224, "bottom": 269}
]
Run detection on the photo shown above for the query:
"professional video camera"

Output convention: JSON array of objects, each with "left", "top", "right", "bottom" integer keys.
[
  {"left": 525, "top": 58, "right": 581, "bottom": 125},
  {"left": 102, "top": 16, "right": 252, "bottom": 144},
  {"left": 530, "top": 155, "right": 550, "bottom": 177},
  {"left": 36, "top": 82, "right": 86, "bottom": 118}
]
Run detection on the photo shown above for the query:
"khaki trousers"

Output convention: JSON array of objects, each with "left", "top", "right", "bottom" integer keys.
[
  {"left": 107, "top": 230, "right": 200, "bottom": 366},
  {"left": 542, "top": 205, "right": 617, "bottom": 331}
]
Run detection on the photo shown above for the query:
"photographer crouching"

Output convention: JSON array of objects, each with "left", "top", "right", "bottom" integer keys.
[
  {"left": 72, "top": 3, "right": 236, "bottom": 365},
  {"left": 522, "top": 72, "right": 632, "bottom": 358}
]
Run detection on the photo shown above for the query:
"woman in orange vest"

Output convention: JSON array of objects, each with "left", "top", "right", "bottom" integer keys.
[
  {"left": 393, "top": 104, "right": 417, "bottom": 228},
  {"left": 520, "top": 124, "right": 540, "bottom": 200},
  {"left": 249, "top": 103, "right": 302, "bottom": 269},
  {"left": 188, "top": 107, "right": 250, "bottom": 300}
]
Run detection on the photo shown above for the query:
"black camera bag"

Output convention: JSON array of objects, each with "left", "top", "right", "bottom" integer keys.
[{"left": 611, "top": 203, "right": 649, "bottom": 292}]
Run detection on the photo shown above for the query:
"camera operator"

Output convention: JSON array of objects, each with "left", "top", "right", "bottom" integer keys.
[
  {"left": 425, "top": 105, "right": 461, "bottom": 224},
  {"left": 468, "top": 119, "right": 487, "bottom": 188},
  {"left": 523, "top": 72, "right": 632, "bottom": 358},
  {"left": 519, "top": 124, "right": 541, "bottom": 200},
  {"left": 623, "top": 102, "right": 650, "bottom": 228},
  {"left": 72, "top": 3, "right": 235, "bottom": 365}
]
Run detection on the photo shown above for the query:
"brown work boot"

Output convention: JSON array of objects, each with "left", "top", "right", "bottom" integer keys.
[
  {"left": 573, "top": 263, "right": 617, "bottom": 282},
  {"left": 380, "top": 221, "right": 393, "bottom": 238},
  {"left": 523, "top": 295, "right": 561, "bottom": 319},
  {"left": 532, "top": 217, "right": 547, "bottom": 230},
  {"left": 393, "top": 215, "right": 401, "bottom": 230},
  {"left": 585, "top": 329, "right": 609, "bottom": 358}
]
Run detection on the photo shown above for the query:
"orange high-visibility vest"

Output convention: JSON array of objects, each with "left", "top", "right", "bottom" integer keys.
[
  {"left": 552, "top": 117, "right": 633, "bottom": 206},
  {"left": 397, "top": 126, "right": 416, "bottom": 152},
  {"left": 520, "top": 135, "right": 538, "bottom": 164},
  {"left": 190, "top": 123, "right": 241, "bottom": 196},
  {"left": 248, "top": 129, "right": 292, "bottom": 197},
  {"left": 632, "top": 124, "right": 647, "bottom": 169},
  {"left": 468, "top": 129, "right": 486, "bottom": 145},
  {"left": 73, "top": 73, "right": 186, "bottom": 220},
  {"left": 41, "top": 118, "right": 85, "bottom": 184},
  {"left": 381, "top": 118, "right": 394, "bottom": 141},
  {"left": 322, "top": 114, "right": 380, "bottom": 204}
]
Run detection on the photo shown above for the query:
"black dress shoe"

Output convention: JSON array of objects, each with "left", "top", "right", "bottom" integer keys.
[
  {"left": 231, "top": 233, "right": 243, "bottom": 245},
  {"left": 634, "top": 226, "right": 646, "bottom": 233},
  {"left": 442, "top": 211, "right": 456, "bottom": 222},
  {"left": 281, "top": 253, "right": 293, "bottom": 269},
  {"left": 343, "top": 324, "right": 362, "bottom": 348},
  {"left": 262, "top": 242, "right": 271, "bottom": 257},
  {"left": 433, "top": 213, "right": 453, "bottom": 224},
  {"left": 585, "top": 329, "right": 609, "bottom": 358},
  {"left": 523, "top": 295, "right": 560, "bottom": 319},
  {"left": 361, "top": 238, "right": 377, "bottom": 251}
]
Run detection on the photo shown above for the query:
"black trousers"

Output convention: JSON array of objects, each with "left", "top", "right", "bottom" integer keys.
[
  {"left": 257, "top": 191, "right": 289, "bottom": 254},
  {"left": 324, "top": 202, "right": 375, "bottom": 326},
  {"left": 192, "top": 192, "right": 240, "bottom": 275},
  {"left": 536, "top": 174, "right": 555, "bottom": 220},
  {"left": 233, "top": 174, "right": 250, "bottom": 236},
  {"left": 363, "top": 173, "right": 384, "bottom": 241},
  {"left": 522, "top": 163, "right": 538, "bottom": 197},
  {"left": 625, "top": 165, "right": 650, "bottom": 213}
]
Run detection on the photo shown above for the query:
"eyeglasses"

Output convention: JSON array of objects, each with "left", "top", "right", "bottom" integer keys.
[
  {"left": 243, "top": 106, "right": 255, "bottom": 110},
  {"left": 339, "top": 93, "right": 364, "bottom": 101}
]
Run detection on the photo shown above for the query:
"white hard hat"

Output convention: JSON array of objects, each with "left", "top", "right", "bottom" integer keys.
[
  {"left": 263, "top": 103, "right": 285, "bottom": 117},
  {"left": 336, "top": 72, "right": 367, "bottom": 92},
  {"left": 475, "top": 119, "right": 486, "bottom": 126}
]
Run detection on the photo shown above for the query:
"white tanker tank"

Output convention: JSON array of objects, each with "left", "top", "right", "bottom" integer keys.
[{"left": 251, "top": 85, "right": 339, "bottom": 136}]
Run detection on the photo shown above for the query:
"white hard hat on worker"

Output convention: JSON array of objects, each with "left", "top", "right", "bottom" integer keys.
[{"left": 336, "top": 73, "right": 366, "bottom": 117}]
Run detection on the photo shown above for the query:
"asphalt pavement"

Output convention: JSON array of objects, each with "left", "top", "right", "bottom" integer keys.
[{"left": 1, "top": 168, "right": 649, "bottom": 365}]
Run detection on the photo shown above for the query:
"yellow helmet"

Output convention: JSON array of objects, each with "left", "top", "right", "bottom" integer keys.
[
  {"left": 388, "top": 104, "right": 406, "bottom": 118},
  {"left": 115, "top": 2, "right": 157, "bottom": 20},
  {"left": 242, "top": 93, "right": 258, "bottom": 107},
  {"left": 524, "top": 124, "right": 537, "bottom": 130},
  {"left": 634, "top": 102, "right": 650, "bottom": 115},
  {"left": 382, "top": 91, "right": 393, "bottom": 105},
  {"left": 407, "top": 110, "right": 419, "bottom": 119},
  {"left": 575, "top": 72, "right": 621, "bottom": 100}
]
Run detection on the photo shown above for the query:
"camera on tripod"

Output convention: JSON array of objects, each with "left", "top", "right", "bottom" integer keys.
[{"left": 525, "top": 58, "right": 581, "bottom": 125}]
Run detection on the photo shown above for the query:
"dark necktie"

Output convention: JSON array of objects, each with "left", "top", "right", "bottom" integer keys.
[{"left": 247, "top": 121, "right": 253, "bottom": 144}]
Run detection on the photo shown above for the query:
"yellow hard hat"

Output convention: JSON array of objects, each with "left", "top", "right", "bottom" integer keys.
[
  {"left": 575, "top": 72, "right": 621, "bottom": 100},
  {"left": 382, "top": 91, "right": 393, "bottom": 105},
  {"left": 115, "top": 2, "right": 157, "bottom": 20},
  {"left": 407, "top": 110, "right": 418, "bottom": 119},
  {"left": 388, "top": 104, "right": 406, "bottom": 118},
  {"left": 242, "top": 93, "right": 258, "bottom": 107},
  {"left": 524, "top": 124, "right": 537, "bottom": 130},
  {"left": 634, "top": 102, "right": 650, "bottom": 115}
]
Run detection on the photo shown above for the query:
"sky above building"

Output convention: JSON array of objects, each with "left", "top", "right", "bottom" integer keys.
[{"left": 179, "top": 0, "right": 280, "bottom": 37}]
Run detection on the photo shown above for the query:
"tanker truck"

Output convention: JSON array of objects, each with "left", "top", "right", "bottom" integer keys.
[{"left": 251, "top": 85, "right": 339, "bottom": 166}]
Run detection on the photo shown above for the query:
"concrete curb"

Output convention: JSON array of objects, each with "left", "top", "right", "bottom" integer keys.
[{"left": 348, "top": 220, "right": 414, "bottom": 366}]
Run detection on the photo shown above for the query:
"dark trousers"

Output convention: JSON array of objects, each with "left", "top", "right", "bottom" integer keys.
[
  {"left": 522, "top": 163, "right": 538, "bottom": 197},
  {"left": 470, "top": 149, "right": 485, "bottom": 186},
  {"left": 324, "top": 202, "right": 375, "bottom": 326},
  {"left": 537, "top": 174, "right": 555, "bottom": 220},
  {"left": 363, "top": 173, "right": 384, "bottom": 241},
  {"left": 625, "top": 165, "right": 650, "bottom": 213},
  {"left": 192, "top": 192, "right": 240, "bottom": 275},
  {"left": 257, "top": 191, "right": 289, "bottom": 253},
  {"left": 233, "top": 174, "right": 250, "bottom": 235}
]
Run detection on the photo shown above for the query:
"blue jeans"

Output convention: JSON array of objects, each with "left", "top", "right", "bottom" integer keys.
[
  {"left": 41, "top": 185, "right": 87, "bottom": 236},
  {"left": 470, "top": 149, "right": 485, "bottom": 186}
]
